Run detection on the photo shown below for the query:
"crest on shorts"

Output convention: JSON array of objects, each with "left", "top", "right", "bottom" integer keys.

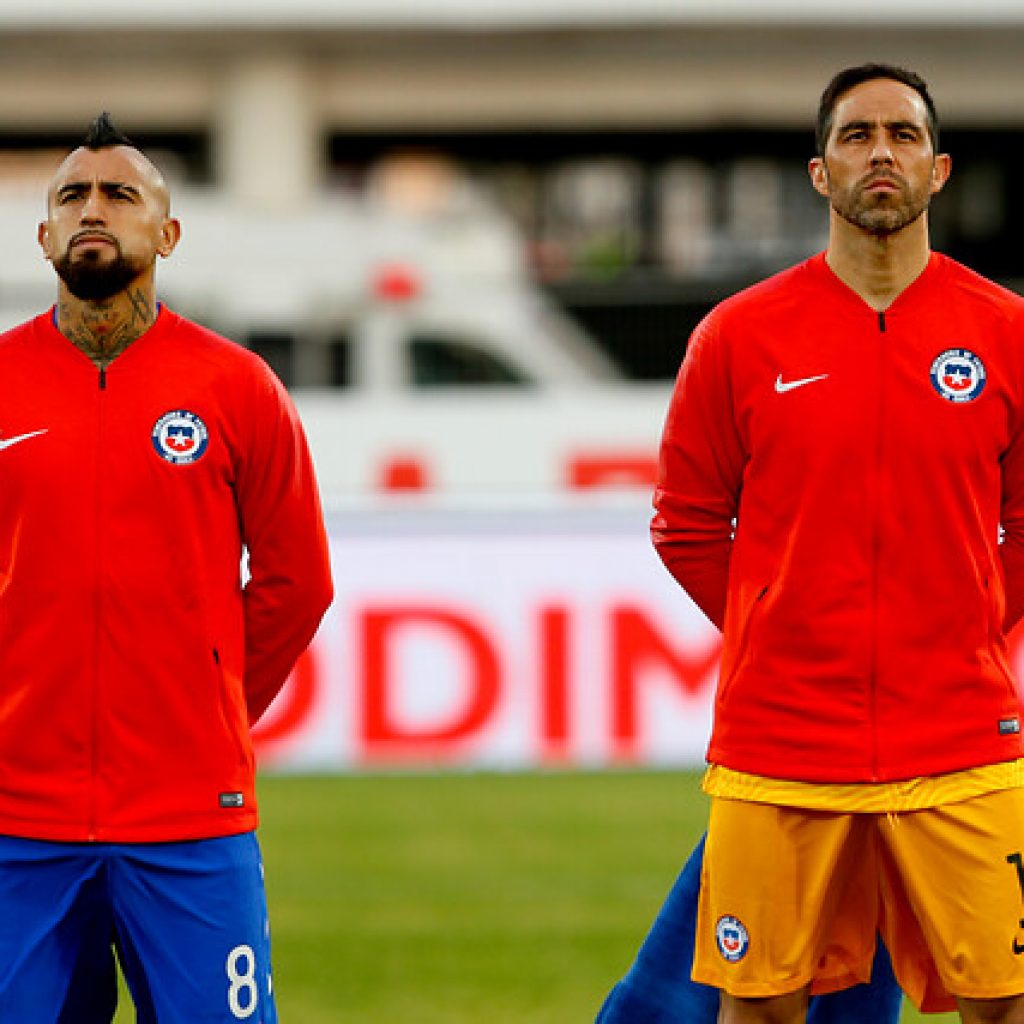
[
  {"left": 151, "top": 410, "right": 209, "bottom": 465},
  {"left": 716, "top": 915, "right": 750, "bottom": 963},
  {"left": 929, "top": 348, "right": 986, "bottom": 403}
]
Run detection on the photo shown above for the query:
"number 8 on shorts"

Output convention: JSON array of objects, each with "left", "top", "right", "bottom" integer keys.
[{"left": 226, "top": 944, "right": 259, "bottom": 1020}]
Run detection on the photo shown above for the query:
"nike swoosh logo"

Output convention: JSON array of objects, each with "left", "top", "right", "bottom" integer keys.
[
  {"left": 0, "top": 429, "right": 48, "bottom": 451},
  {"left": 775, "top": 373, "right": 829, "bottom": 394}
]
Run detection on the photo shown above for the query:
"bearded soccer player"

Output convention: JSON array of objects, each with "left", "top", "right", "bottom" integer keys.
[
  {"left": 609, "top": 63, "right": 1024, "bottom": 1024},
  {"left": 0, "top": 114, "right": 333, "bottom": 1022}
]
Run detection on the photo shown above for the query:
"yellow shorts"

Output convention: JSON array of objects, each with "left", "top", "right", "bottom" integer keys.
[{"left": 694, "top": 789, "right": 1024, "bottom": 1013}]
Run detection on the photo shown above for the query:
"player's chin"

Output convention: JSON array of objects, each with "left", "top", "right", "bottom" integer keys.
[{"left": 69, "top": 248, "right": 117, "bottom": 267}]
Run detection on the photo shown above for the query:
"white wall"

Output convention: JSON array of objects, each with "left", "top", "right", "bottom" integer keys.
[
  {"left": 253, "top": 503, "right": 721, "bottom": 771},
  {"left": 5, "top": 0, "right": 1024, "bottom": 26}
]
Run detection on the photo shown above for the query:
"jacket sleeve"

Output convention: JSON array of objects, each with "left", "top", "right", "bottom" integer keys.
[
  {"left": 235, "top": 364, "right": 334, "bottom": 724},
  {"left": 651, "top": 312, "right": 746, "bottom": 631}
]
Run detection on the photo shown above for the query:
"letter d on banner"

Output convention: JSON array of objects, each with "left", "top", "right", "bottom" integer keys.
[{"left": 360, "top": 606, "right": 501, "bottom": 763}]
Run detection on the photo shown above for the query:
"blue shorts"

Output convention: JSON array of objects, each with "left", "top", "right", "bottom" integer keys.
[{"left": 0, "top": 831, "right": 277, "bottom": 1024}]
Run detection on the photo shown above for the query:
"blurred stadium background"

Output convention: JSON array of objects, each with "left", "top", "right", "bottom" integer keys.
[{"left": 8, "top": 1, "right": 1017, "bottom": 1020}]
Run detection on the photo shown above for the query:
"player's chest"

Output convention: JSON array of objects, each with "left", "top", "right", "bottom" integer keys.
[
  {"left": 730, "top": 315, "right": 1013, "bottom": 469},
  {"left": 0, "top": 365, "right": 232, "bottom": 499}
]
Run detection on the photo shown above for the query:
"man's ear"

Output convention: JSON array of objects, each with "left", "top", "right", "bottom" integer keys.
[
  {"left": 157, "top": 217, "right": 181, "bottom": 259},
  {"left": 37, "top": 222, "right": 53, "bottom": 262},
  {"left": 808, "top": 157, "right": 829, "bottom": 198},
  {"left": 930, "top": 153, "right": 952, "bottom": 196}
]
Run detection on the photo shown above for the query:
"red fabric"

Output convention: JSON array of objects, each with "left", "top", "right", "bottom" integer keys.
[
  {"left": 653, "top": 253, "right": 1024, "bottom": 782},
  {"left": 0, "top": 308, "right": 333, "bottom": 841}
]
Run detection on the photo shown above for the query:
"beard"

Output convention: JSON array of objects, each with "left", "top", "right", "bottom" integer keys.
[
  {"left": 829, "top": 172, "right": 932, "bottom": 237},
  {"left": 52, "top": 240, "right": 145, "bottom": 302}
]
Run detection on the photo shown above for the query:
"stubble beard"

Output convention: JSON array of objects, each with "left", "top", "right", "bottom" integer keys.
[
  {"left": 52, "top": 243, "right": 145, "bottom": 302},
  {"left": 830, "top": 175, "right": 932, "bottom": 238}
]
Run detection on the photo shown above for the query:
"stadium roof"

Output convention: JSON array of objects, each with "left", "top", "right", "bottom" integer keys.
[{"left": 6, "top": 0, "right": 1024, "bottom": 28}]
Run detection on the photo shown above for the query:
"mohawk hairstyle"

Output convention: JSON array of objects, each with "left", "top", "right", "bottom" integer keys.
[{"left": 81, "top": 112, "right": 134, "bottom": 150}]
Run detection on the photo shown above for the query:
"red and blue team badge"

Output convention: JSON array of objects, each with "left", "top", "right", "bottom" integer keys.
[
  {"left": 715, "top": 915, "right": 750, "bottom": 963},
  {"left": 930, "top": 348, "right": 986, "bottom": 403},
  {"left": 151, "top": 410, "right": 209, "bottom": 464}
]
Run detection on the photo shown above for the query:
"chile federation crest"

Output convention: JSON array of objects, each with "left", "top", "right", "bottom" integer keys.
[
  {"left": 152, "top": 410, "right": 209, "bottom": 464},
  {"left": 930, "top": 348, "right": 986, "bottom": 403},
  {"left": 716, "top": 915, "right": 750, "bottom": 963}
]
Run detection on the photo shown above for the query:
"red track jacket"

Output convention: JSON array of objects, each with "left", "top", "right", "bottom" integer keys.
[
  {"left": 0, "top": 308, "right": 333, "bottom": 841},
  {"left": 653, "top": 253, "right": 1024, "bottom": 783}
]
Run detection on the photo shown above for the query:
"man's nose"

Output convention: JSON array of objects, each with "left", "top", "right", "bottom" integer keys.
[
  {"left": 869, "top": 138, "right": 895, "bottom": 165},
  {"left": 79, "top": 189, "right": 105, "bottom": 222}
]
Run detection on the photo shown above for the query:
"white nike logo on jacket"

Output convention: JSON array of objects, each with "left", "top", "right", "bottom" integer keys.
[
  {"left": 0, "top": 429, "right": 48, "bottom": 451},
  {"left": 775, "top": 373, "right": 829, "bottom": 393}
]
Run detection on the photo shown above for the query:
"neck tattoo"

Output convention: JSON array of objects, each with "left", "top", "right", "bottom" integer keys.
[{"left": 59, "top": 288, "right": 156, "bottom": 369}]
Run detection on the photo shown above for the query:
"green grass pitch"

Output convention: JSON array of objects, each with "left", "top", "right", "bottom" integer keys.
[{"left": 109, "top": 770, "right": 950, "bottom": 1023}]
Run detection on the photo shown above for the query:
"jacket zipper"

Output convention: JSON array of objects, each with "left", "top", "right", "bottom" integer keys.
[
  {"left": 90, "top": 364, "right": 106, "bottom": 838},
  {"left": 869, "top": 312, "right": 886, "bottom": 780}
]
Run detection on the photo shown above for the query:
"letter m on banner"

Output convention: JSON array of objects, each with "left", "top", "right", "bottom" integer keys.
[{"left": 610, "top": 604, "right": 721, "bottom": 763}]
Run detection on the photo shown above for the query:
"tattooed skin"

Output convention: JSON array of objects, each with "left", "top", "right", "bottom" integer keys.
[{"left": 58, "top": 287, "right": 155, "bottom": 369}]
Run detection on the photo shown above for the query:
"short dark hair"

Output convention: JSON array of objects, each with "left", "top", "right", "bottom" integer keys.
[
  {"left": 815, "top": 64, "right": 939, "bottom": 156},
  {"left": 81, "top": 112, "right": 134, "bottom": 150}
]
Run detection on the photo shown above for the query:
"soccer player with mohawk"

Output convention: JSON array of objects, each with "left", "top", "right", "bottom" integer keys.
[{"left": 0, "top": 113, "right": 332, "bottom": 1021}]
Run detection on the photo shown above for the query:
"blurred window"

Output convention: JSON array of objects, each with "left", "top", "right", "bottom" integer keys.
[
  {"left": 246, "top": 331, "right": 294, "bottom": 387},
  {"left": 409, "top": 335, "right": 532, "bottom": 387},
  {"left": 329, "top": 336, "right": 351, "bottom": 389},
  {"left": 724, "top": 159, "right": 781, "bottom": 253},
  {"left": 656, "top": 160, "right": 713, "bottom": 277},
  {"left": 541, "top": 158, "right": 645, "bottom": 280}
]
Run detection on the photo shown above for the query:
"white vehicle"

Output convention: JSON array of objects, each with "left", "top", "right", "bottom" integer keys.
[{"left": 0, "top": 173, "right": 670, "bottom": 501}]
